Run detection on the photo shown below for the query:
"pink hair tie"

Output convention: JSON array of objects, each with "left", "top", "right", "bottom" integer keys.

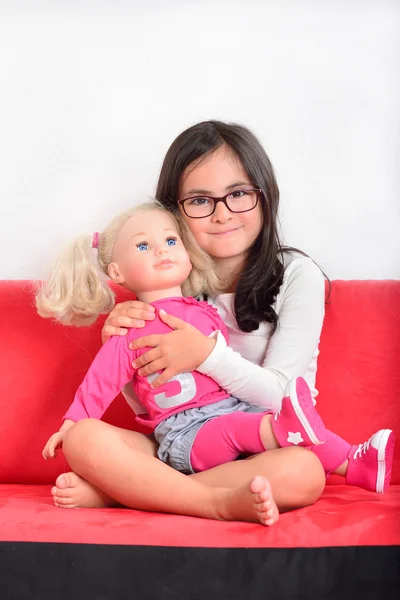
[{"left": 91, "top": 232, "right": 99, "bottom": 249}]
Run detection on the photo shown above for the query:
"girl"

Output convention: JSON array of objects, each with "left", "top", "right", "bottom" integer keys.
[
  {"left": 45, "top": 121, "right": 394, "bottom": 523},
  {"left": 39, "top": 202, "right": 328, "bottom": 528}
]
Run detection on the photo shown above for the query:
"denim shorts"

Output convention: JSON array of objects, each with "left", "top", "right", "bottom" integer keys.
[{"left": 154, "top": 397, "right": 265, "bottom": 474}]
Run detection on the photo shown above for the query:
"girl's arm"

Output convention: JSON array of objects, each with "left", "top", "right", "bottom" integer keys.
[
  {"left": 128, "top": 258, "right": 325, "bottom": 413},
  {"left": 197, "top": 257, "right": 325, "bottom": 412}
]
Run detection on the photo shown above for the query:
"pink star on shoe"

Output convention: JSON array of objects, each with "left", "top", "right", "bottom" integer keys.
[
  {"left": 272, "top": 377, "right": 327, "bottom": 447},
  {"left": 287, "top": 431, "right": 304, "bottom": 445}
]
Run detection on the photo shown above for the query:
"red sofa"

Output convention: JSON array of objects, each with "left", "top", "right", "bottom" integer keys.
[{"left": 0, "top": 279, "right": 399, "bottom": 600}]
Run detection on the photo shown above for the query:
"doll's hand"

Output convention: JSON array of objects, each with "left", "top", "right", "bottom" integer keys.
[
  {"left": 129, "top": 309, "right": 216, "bottom": 388},
  {"left": 42, "top": 431, "right": 66, "bottom": 460},
  {"left": 101, "top": 301, "right": 156, "bottom": 344},
  {"left": 42, "top": 419, "right": 76, "bottom": 460}
]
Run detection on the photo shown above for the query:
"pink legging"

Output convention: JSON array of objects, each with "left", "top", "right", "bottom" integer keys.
[
  {"left": 190, "top": 411, "right": 267, "bottom": 472},
  {"left": 189, "top": 412, "right": 351, "bottom": 475},
  {"left": 310, "top": 430, "right": 351, "bottom": 475}
]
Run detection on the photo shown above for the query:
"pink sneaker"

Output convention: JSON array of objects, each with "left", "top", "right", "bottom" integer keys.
[
  {"left": 346, "top": 429, "right": 395, "bottom": 493},
  {"left": 272, "top": 377, "right": 326, "bottom": 447}
]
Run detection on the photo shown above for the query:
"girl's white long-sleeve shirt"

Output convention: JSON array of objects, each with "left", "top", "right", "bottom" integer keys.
[
  {"left": 124, "top": 252, "right": 325, "bottom": 416},
  {"left": 197, "top": 253, "right": 326, "bottom": 413}
]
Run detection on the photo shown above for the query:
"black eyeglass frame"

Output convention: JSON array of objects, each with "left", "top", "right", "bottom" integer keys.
[{"left": 178, "top": 188, "right": 262, "bottom": 219}]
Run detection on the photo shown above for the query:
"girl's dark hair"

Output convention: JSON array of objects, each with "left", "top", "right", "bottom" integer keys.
[{"left": 156, "top": 120, "right": 306, "bottom": 333}]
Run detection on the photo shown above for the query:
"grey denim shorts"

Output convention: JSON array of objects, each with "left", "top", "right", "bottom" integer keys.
[{"left": 154, "top": 397, "right": 265, "bottom": 474}]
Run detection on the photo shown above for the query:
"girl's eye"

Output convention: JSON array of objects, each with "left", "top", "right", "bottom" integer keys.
[
  {"left": 229, "top": 190, "right": 246, "bottom": 199},
  {"left": 166, "top": 237, "right": 177, "bottom": 247},
  {"left": 137, "top": 242, "right": 148, "bottom": 251},
  {"left": 189, "top": 197, "right": 210, "bottom": 206}
]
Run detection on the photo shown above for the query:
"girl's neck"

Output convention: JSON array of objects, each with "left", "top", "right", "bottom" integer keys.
[
  {"left": 135, "top": 286, "right": 183, "bottom": 304},
  {"left": 214, "top": 256, "right": 244, "bottom": 293}
]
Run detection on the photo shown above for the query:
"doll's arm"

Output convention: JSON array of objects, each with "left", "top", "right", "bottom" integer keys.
[
  {"left": 42, "top": 419, "right": 75, "bottom": 459},
  {"left": 43, "top": 337, "right": 135, "bottom": 459},
  {"left": 63, "top": 334, "right": 136, "bottom": 422}
]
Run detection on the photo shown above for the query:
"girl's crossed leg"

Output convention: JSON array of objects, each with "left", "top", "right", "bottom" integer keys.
[{"left": 52, "top": 418, "right": 326, "bottom": 526}]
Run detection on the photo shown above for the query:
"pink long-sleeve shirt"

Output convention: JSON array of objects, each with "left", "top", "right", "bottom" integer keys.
[{"left": 63, "top": 296, "right": 230, "bottom": 433}]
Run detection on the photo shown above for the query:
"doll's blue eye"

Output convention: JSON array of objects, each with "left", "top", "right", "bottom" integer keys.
[
  {"left": 166, "top": 238, "right": 177, "bottom": 246},
  {"left": 137, "top": 243, "right": 148, "bottom": 251}
]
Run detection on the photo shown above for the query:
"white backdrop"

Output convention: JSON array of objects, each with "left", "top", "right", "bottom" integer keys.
[{"left": 1, "top": 0, "right": 399, "bottom": 280}]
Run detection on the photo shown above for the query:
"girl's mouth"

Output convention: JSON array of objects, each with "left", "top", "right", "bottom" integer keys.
[{"left": 211, "top": 227, "right": 241, "bottom": 237}]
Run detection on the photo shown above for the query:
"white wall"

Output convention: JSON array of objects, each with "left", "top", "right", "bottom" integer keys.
[{"left": 1, "top": 0, "right": 399, "bottom": 280}]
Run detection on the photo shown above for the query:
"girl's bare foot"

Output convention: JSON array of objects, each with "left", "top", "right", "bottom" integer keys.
[
  {"left": 51, "top": 472, "right": 278, "bottom": 525},
  {"left": 250, "top": 476, "right": 279, "bottom": 525},
  {"left": 51, "top": 472, "right": 117, "bottom": 509},
  {"left": 222, "top": 476, "right": 279, "bottom": 526}
]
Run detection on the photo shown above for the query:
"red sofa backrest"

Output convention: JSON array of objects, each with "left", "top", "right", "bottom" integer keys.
[{"left": 0, "top": 280, "right": 399, "bottom": 485}]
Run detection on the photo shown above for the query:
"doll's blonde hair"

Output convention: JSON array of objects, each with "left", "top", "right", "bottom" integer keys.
[{"left": 36, "top": 202, "right": 221, "bottom": 326}]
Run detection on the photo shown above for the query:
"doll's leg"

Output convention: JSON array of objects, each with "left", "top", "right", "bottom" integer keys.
[
  {"left": 190, "top": 376, "right": 330, "bottom": 473},
  {"left": 312, "top": 429, "right": 395, "bottom": 493},
  {"left": 266, "top": 377, "right": 394, "bottom": 492},
  {"left": 310, "top": 431, "right": 351, "bottom": 476},
  {"left": 271, "top": 377, "right": 327, "bottom": 447},
  {"left": 189, "top": 407, "right": 325, "bottom": 473},
  {"left": 60, "top": 418, "right": 279, "bottom": 525},
  {"left": 189, "top": 411, "right": 267, "bottom": 472}
]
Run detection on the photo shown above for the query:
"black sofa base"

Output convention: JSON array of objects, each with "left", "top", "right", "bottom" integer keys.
[{"left": 1, "top": 542, "right": 399, "bottom": 600}]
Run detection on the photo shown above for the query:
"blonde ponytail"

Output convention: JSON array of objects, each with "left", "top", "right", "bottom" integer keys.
[{"left": 36, "top": 234, "right": 115, "bottom": 326}]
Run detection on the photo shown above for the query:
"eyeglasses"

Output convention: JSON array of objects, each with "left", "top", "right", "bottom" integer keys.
[{"left": 178, "top": 188, "right": 261, "bottom": 219}]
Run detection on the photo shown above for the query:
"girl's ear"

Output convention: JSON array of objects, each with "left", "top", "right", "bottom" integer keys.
[{"left": 108, "top": 262, "right": 125, "bottom": 284}]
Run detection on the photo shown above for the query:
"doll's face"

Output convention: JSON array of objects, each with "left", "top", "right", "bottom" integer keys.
[{"left": 109, "top": 210, "right": 192, "bottom": 297}]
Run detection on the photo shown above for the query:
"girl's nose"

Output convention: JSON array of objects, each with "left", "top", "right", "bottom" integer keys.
[{"left": 211, "top": 201, "right": 233, "bottom": 224}]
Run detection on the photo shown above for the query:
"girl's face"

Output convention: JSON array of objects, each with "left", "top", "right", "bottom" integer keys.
[
  {"left": 178, "top": 145, "right": 263, "bottom": 267},
  {"left": 109, "top": 210, "right": 192, "bottom": 300}
]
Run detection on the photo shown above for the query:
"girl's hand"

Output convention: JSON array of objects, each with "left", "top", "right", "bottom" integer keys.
[
  {"left": 129, "top": 309, "right": 216, "bottom": 388},
  {"left": 101, "top": 301, "right": 156, "bottom": 344},
  {"left": 42, "top": 431, "right": 66, "bottom": 460}
]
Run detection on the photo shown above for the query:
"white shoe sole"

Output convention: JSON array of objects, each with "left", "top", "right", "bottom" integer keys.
[
  {"left": 289, "top": 378, "right": 324, "bottom": 446},
  {"left": 374, "top": 429, "right": 393, "bottom": 493}
]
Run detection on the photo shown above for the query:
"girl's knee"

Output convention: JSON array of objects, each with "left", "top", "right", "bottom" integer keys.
[{"left": 63, "top": 418, "right": 107, "bottom": 459}]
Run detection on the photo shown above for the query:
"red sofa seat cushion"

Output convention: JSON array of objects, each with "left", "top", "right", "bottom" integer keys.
[{"left": 1, "top": 484, "right": 399, "bottom": 547}]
